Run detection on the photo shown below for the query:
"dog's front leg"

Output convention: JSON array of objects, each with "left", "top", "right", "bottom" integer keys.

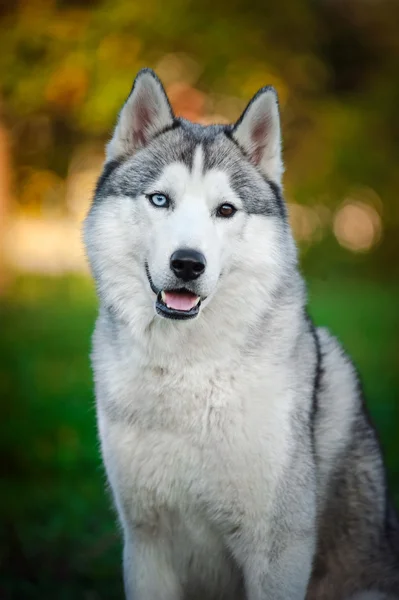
[
  {"left": 228, "top": 494, "right": 316, "bottom": 600},
  {"left": 123, "top": 532, "right": 182, "bottom": 600},
  {"left": 241, "top": 534, "right": 315, "bottom": 600}
]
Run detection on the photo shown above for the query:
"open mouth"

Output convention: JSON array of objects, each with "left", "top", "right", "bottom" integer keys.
[
  {"left": 145, "top": 263, "right": 202, "bottom": 320},
  {"left": 156, "top": 289, "right": 201, "bottom": 320}
]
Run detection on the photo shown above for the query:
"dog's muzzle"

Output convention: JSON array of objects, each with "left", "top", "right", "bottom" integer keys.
[{"left": 145, "top": 263, "right": 202, "bottom": 320}]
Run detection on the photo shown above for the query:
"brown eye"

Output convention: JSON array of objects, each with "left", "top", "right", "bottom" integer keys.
[{"left": 217, "top": 203, "right": 236, "bottom": 218}]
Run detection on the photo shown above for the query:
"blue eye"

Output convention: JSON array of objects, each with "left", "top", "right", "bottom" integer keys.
[{"left": 148, "top": 193, "right": 170, "bottom": 208}]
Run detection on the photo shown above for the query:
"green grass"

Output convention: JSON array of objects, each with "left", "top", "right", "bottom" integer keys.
[{"left": 1, "top": 274, "right": 398, "bottom": 599}]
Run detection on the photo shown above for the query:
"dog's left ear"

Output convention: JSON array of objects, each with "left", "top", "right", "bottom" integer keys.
[
  {"left": 106, "top": 68, "right": 174, "bottom": 160},
  {"left": 232, "top": 87, "right": 283, "bottom": 185}
]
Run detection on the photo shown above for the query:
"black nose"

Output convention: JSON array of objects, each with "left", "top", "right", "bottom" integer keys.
[{"left": 170, "top": 249, "right": 206, "bottom": 282}]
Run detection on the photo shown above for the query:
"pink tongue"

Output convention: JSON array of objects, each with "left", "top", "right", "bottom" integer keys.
[{"left": 164, "top": 291, "right": 199, "bottom": 311}]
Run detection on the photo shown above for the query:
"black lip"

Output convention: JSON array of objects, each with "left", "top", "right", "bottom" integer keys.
[
  {"left": 145, "top": 262, "right": 160, "bottom": 295},
  {"left": 155, "top": 291, "right": 200, "bottom": 321}
]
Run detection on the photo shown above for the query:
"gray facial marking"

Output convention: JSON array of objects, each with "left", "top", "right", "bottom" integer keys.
[
  {"left": 203, "top": 131, "right": 287, "bottom": 219},
  {"left": 94, "top": 119, "right": 287, "bottom": 220},
  {"left": 94, "top": 124, "right": 197, "bottom": 204}
]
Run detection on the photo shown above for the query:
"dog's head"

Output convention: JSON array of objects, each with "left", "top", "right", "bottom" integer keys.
[{"left": 84, "top": 69, "right": 297, "bottom": 330}]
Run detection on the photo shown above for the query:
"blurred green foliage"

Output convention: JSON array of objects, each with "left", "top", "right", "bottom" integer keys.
[{"left": 0, "top": 277, "right": 123, "bottom": 598}]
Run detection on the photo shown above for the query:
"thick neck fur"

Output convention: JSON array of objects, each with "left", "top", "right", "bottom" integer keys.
[{"left": 98, "top": 266, "right": 308, "bottom": 374}]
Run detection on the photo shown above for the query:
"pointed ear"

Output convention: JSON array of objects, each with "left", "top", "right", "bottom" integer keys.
[
  {"left": 106, "top": 68, "right": 174, "bottom": 160},
  {"left": 232, "top": 86, "right": 283, "bottom": 185}
]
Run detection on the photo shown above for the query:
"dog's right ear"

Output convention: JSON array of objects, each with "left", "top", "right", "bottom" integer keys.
[{"left": 106, "top": 69, "right": 174, "bottom": 160}]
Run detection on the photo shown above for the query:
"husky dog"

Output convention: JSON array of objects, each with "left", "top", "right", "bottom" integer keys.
[{"left": 83, "top": 68, "right": 399, "bottom": 599}]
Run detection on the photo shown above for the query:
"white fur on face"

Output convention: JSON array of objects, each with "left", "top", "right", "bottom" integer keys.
[
  {"left": 142, "top": 146, "right": 246, "bottom": 298},
  {"left": 85, "top": 143, "right": 289, "bottom": 339}
]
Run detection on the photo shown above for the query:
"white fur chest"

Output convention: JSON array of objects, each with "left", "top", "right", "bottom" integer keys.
[{"left": 93, "top": 316, "right": 295, "bottom": 533}]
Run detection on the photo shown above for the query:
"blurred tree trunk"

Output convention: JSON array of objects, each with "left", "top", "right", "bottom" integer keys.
[{"left": 0, "top": 121, "right": 11, "bottom": 295}]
